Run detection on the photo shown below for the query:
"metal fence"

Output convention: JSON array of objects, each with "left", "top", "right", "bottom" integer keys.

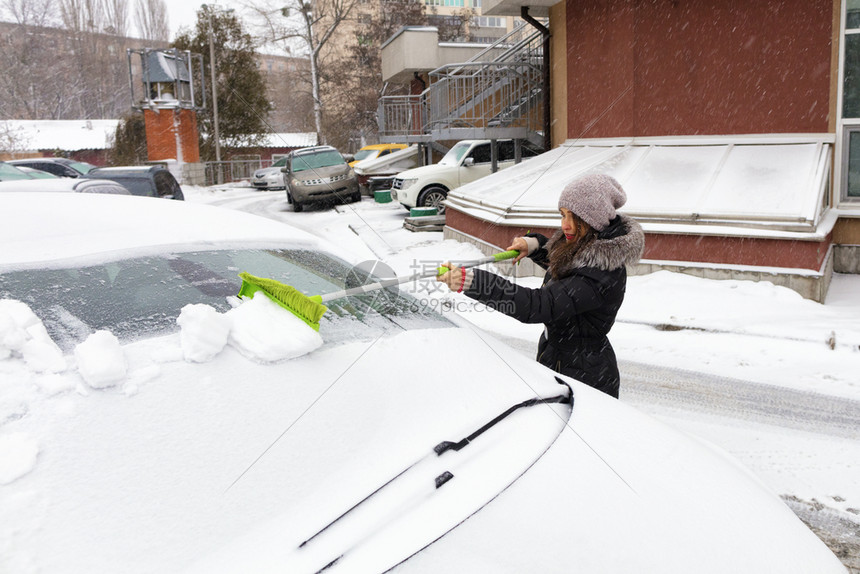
[{"left": 203, "top": 159, "right": 275, "bottom": 186}]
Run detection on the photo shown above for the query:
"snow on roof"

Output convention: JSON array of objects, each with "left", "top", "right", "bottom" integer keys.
[
  {"left": 257, "top": 132, "right": 318, "bottom": 148},
  {"left": 2, "top": 119, "right": 119, "bottom": 152},
  {"left": 447, "top": 134, "right": 834, "bottom": 237}
]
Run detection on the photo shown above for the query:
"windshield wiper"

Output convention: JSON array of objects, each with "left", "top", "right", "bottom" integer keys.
[{"left": 299, "top": 377, "right": 573, "bottom": 558}]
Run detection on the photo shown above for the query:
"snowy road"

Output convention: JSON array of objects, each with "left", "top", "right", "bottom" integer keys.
[
  {"left": 621, "top": 361, "right": 860, "bottom": 440},
  {"left": 620, "top": 361, "right": 860, "bottom": 573},
  {"left": 190, "top": 186, "right": 860, "bottom": 572}
]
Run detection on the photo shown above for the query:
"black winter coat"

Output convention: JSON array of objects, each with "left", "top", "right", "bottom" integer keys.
[{"left": 464, "top": 215, "right": 645, "bottom": 398}]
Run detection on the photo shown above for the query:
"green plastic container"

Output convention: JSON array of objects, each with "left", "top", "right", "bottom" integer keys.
[
  {"left": 374, "top": 190, "right": 392, "bottom": 203},
  {"left": 410, "top": 207, "right": 437, "bottom": 217}
]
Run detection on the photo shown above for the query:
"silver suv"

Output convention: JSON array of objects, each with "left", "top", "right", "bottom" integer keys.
[{"left": 282, "top": 146, "right": 359, "bottom": 212}]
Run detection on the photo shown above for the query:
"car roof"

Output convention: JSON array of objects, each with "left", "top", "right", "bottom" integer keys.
[
  {"left": 292, "top": 146, "right": 340, "bottom": 156},
  {"left": 88, "top": 165, "right": 166, "bottom": 175},
  {"left": 0, "top": 192, "right": 324, "bottom": 268},
  {"left": 9, "top": 157, "right": 73, "bottom": 165}
]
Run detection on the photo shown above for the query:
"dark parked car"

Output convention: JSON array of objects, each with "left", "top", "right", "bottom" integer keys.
[
  {"left": 85, "top": 166, "right": 184, "bottom": 200},
  {"left": 281, "top": 145, "right": 359, "bottom": 212},
  {"left": 8, "top": 157, "right": 96, "bottom": 178}
]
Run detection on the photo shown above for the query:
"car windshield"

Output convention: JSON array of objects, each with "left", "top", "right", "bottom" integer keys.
[
  {"left": 272, "top": 157, "right": 288, "bottom": 167},
  {"left": 292, "top": 150, "right": 346, "bottom": 172},
  {"left": 0, "top": 248, "right": 453, "bottom": 352},
  {"left": 353, "top": 149, "right": 380, "bottom": 161},
  {"left": 0, "top": 162, "right": 34, "bottom": 181},
  {"left": 69, "top": 160, "right": 95, "bottom": 174},
  {"left": 439, "top": 142, "right": 472, "bottom": 166}
]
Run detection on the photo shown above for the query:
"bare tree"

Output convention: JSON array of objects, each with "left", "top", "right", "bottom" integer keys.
[
  {"left": 134, "top": 0, "right": 169, "bottom": 41},
  {"left": 0, "top": 0, "right": 142, "bottom": 120},
  {"left": 0, "top": 121, "right": 31, "bottom": 156},
  {"left": 102, "top": 0, "right": 130, "bottom": 36},
  {"left": 0, "top": 0, "right": 57, "bottom": 27},
  {"left": 241, "top": 0, "right": 361, "bottom": 144}
]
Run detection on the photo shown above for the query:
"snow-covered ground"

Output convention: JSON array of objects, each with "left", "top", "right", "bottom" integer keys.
[{"left": 186, "top": 183, "right": 860, "bottom": 569}]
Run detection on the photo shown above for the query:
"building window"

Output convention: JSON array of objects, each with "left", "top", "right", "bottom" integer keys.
[
  {"left": 842, "top": 1, "right": 860, "bottom": 202},
  {"left": 842, "top": 128, "right": 860, "bottom": 199},
  {"left": 473, "top": 16, "right": 504, "bottom": 28}
]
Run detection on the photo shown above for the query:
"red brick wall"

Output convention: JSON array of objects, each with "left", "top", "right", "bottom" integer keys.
[
  {"left": 565, "top": 0, "right": 834, "bottom": 139},
  {"left": 143, "top": 108, "right": 200, "bottom": 163}
]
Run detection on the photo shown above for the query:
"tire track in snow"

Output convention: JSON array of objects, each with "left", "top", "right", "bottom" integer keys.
[{"left": 620, "top": 360, "right": 860, "bottom": 440}]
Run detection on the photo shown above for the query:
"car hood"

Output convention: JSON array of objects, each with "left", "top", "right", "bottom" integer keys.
[
  {"left": 290, "top": 164, "right": 350, "bottom": 179},
  {"left": 395, "top": 163, "right": 458, "bottom": 180},
  {"left": 4, "top": 301, "right": 843, "bottom": 573},
  {"left": 0, "top": 178, "right": 77, "bottom": 192},
  {"left": 179, "top": 326, "right": 841, "bottom": 573},
  {"left": 253, "top": 166, "right": 282, "bottom": 178}
]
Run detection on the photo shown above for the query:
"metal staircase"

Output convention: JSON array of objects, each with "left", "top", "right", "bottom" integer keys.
[{"left": 378, "top": 22, "right": 546, "bottom": 150}]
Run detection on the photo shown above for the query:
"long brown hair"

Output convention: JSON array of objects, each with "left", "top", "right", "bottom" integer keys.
[{"left": 549, "top": 212, "right": 596, "bottom": 278}]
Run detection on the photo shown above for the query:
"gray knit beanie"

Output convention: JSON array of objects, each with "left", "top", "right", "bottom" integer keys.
[{"left": 558, "top": 173, "right": 626, "bottom": 231}]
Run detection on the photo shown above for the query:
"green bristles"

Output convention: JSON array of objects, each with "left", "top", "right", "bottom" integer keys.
[{"left": 237, "top": 272, "right": 328, "bottom": 331}]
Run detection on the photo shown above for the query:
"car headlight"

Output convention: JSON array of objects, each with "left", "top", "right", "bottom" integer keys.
[{"left": 399, "top": 178, "right": 418, "bottom": 191}]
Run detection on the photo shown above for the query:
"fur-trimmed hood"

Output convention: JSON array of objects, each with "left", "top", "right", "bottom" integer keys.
[{"left": 546, "top": 214, "right": 645, "bottom": 279}]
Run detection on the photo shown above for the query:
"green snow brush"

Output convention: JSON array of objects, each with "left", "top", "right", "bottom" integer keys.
[{"left": 237, "top": 249, "right": 520, "bottom": 331}]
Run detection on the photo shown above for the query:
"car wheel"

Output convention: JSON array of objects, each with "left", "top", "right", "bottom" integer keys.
[
  {"left": 418, "top": 186, "right": 448, "bottom": 213},
  {"left": 351, "top": 191, "right": 361, "bottom": 203},
  {"left": 286, "top": 191, "right": 293, "bottom": 204},
  {"left": 293, "top": 200, "right": 304, "bottom": 212}
]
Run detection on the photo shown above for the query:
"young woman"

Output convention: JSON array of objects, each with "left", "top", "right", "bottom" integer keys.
[{"left": 437, "top": 173, "right": 645, "bottom": 398}]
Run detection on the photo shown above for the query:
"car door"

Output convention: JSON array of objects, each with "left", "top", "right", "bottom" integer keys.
[
  {"left": 35, "top": 162, "right": 68, "bottom": 177},
  {"left": 458, "top": 143, "right": 495, "bottom": 187}
]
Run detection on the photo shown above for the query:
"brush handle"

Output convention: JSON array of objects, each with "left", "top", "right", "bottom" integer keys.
[{"left": 317, "top": 250, "right": 519, "bottom": 303}]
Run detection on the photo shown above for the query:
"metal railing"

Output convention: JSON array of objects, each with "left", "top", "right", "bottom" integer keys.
[
  {"left": 378, "top": 23, "right": 546, "bottom": 144},
  {"left": 203, "top": 159, "right": 274, "bottom": 186}
]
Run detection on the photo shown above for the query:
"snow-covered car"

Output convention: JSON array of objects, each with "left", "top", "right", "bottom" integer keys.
[
  {"left": 8, "top": 156, "right": 96, "bottom": 178},
  {"left": 251, "top": 156, "right": 288, "bottom": 190},
  {"left": 0, "top": 192, "right": 845, "bottom": 574},
  {"left": 391, "top": 139, "right": 540, "bottom": 212}
]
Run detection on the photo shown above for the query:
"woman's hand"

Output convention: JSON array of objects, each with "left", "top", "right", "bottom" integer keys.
[
  {"left": 506, "top": 237, "right": 530, "bottom": 263},
  {"left": 436, "top": 262, "right": 464, "bottom": 292}
]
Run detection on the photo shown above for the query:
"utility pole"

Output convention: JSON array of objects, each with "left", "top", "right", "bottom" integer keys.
[{"left": 206, "top": 6, "right": 222, "bottom": 167}]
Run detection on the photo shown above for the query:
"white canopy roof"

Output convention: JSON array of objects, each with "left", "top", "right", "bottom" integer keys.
[{"left": 446, "top": 135, "right": 835, "bottom": 238}]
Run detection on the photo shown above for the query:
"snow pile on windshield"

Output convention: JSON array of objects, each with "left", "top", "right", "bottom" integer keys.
[
  {"left": 0, "top": 291, "right": 322, "bottom": 486},
  {"left": 178, "top": 292, "right": 323, "bottom": 363}
]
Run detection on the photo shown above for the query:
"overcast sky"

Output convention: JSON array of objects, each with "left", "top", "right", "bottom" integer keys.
[{"left": 166, "top": 1, "right": 241, "bottom": 37}]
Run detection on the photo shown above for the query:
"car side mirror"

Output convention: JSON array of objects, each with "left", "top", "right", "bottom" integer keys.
[
  {"left": 281, "top": 167, "right": 290, "bottom": 173},
  {"left": 463, "top": 157, "right": 475, "bottom": 167}
]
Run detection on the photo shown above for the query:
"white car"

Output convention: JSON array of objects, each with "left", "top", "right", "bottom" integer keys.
[
  {"left": 391, "top": 139, "right": 540, "bottom": 212},
  {"left": 0, "top": 193, "right": 844, "bottom": 574},
  {"left": 251, "top": 156, "right": 288, "bottom": 190}
]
